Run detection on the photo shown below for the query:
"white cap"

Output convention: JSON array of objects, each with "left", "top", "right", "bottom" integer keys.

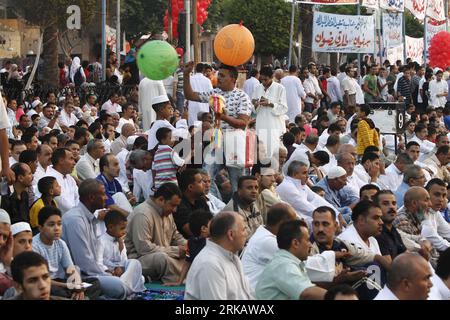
[
  {"left": 151, "top": 95, "right": 170, "bottom": 106},
  {"left": 126, "top": 135, "right": 139, "bottom": 146},
  {"left": 434, "top": 67, "right": 443, "bottom": 75},
  {"left": 0, "top": 209, "right": 11, "bottom": 225},
  {"left": 31, "top": 100, "right": 42, "bottom": 109},
  {"left": 11, "top": 222, "right": 32, "bottom": 236},
  {"left": 172, "top": 128, "right": 190, "bottom": 140},
  {"left": 327, "top": 166, "right": 347, "bottom": 179},
  {"left": 305, "top": 251, "right": 336, "bottom": 282},
  {"left": 260, "top": 167, "right": 276, "bottom": 176},
  {"left": 176, "top": 119, "right": 188, "bottom": 130}
]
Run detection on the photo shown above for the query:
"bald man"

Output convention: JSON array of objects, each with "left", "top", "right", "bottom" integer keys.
[
  {"left": 374, "top": 253, "right": 433, "bottom": 300},
  {"left": 110, "top": 123, "right": 136, "bottom": 155},
  {"left": 393, "top": 187, "right": 436, "bottom": 260},
  {"left": 337, "top": 152, "right": 366, "bottom": 193}
]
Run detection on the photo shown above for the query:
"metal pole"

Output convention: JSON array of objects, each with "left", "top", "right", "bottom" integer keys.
[
  {"left": 288, "top": 0, "right": 296, "bottom": 67},
  {"left": 116, "top": 0, "right": 121, "bottom": 65},
  {"left": 402, "top": 8, "right": 406, "bottom": 63},
  {"left": 102, "top": 0, "right": 106, "bottom": 81},
  {"left": 424, "top": 0, "right": 428, "bottom": 66},
  {"left": 185, "top": 0, "right": 191, "bottom": 62},
  {"left": 357, "top": 0, "right": 361, "bottom": 75}
]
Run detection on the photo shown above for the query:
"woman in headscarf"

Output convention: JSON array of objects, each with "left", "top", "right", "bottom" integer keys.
[{"left": 69, "top": 56, "right": 86, "bottom": 85}]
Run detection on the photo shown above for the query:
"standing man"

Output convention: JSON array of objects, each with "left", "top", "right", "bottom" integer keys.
[
  {"left": 187, "top": 63, "right": 213, "bottom": 126},
  {"left": 281, "top": 65, "right": 306, "bottom": 122},
  {"left": 429, "top": 70, "right": 448, "bottom": 109},
  {"left": 138, "top": 77, "right": 166, "bottom": 131}
]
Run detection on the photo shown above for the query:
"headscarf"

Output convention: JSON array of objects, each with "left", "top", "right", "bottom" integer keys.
[{"left": 70, "top": 57, "right": 82, "bottom": 83}]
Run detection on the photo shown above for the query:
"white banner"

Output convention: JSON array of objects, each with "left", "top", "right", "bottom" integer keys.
[
  {"left": 426, "top": 0, "right": 445, "bottom": 21},
  {"left": 382, "top": 12, "right": 403, "bottom": 48},
  {"left": 299, "top": 0, "right": 358, "bottom": 4},
  {"left": 387, "top": 44, "right": 404, "bottom": 64},
  {"left": 405, "top": 0, "right": 425, "bottom": 21},
  {"left": 405, "top": 36, "right": 424, "bottom": 65},
  {"left": 312, "top": 11, "right": 375, "bottom": 53},
  {"left": 362, "top": 0, "right": 379, "bottom": 8},
  {"left": 380, "top": 0, "right": 404, "bottom": 12}
]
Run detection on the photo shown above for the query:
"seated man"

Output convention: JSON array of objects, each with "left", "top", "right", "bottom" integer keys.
[
  {"left": 252, "top": 165, "right": 283, "bottom": 224},
  {"left": 394, "top": 165, "right": 427, "bottom": 208},
  {"left": 255, "top": 220, "right": 327, "bottom": 300},
  {"left": 374, "top": 253, "right": 433, "bottom": 300},
  {"left": 315, "top": 166, "right": 359, "bottom": 224},
  {"left": 0, "top": 210, "right": 14, "bottom": 296},
  {"left": 423, "top": 146, "right": 450, "bottom": 183},
  {"left": 223, "top": 176, "right": 263, "bottom": 239},
  {"left": 378, "top": 153, "right": 414, "bottom": 191},
  {"left": 276, "top": 160, "right": 337, "bottom": 224},
  {"left": 353, "top": 152, "right": 381, "bottom": 187},
  {"left": 125, "top": 183, "right": 187, "bottom": 283},
  {"left": 199, "top": 169, "right": 225, "bottom": 215},
  {"left": 360, "top": 184, "right": 380, "bottom": 201}
]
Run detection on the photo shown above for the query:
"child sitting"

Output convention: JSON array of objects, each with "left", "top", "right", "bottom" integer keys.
[
  {"left": 97, "top": 210, "right": 145, "bottom": 295},
  {"left": 32, "top": 206, "right": 101, "bottom": 300},
  {"left": 164, "top": 209, "right": 213, "bottom": 286},
  {"left": 152, "top": 127, "right": 186, "bottom": 190},
  {"left": 29, "top": 176, "right": 61, "bottom": 233}
]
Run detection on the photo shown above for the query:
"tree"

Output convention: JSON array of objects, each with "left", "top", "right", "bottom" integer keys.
[
  {"left": 14, "top": 0, "right": 97, "bottom": 88},
  {"left": 203, "top": 0, "right": 226, "bottom": 32},
  {"left": 405, "top": 11, "right": 424, "bottom": 38},
  {"left": 122, "top": 0, "right": 168, "bottom": 39},
  {"left": 223, "top": 0, "right": 297, "bottom": 58}
]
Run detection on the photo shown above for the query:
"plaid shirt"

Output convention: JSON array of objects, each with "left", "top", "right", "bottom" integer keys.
[{"left": 393, "top": 206, "right": 422, "bottom": 236}]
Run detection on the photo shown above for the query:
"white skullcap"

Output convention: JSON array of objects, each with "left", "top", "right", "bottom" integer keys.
[
  {"left": 260, "top": 167, "right": 276, "bottom": 176},
  {"left": 327, "top": 166, "right": 347, "bottom": 179},
  {"left": 434, "top": 67, "right": 443, "bottom": 75},
  {"left": 305, "top": 251, "right": 336, "bottom": 282},
  {"left": 176, "top": 119, "right": 188, "bottom": 130},
  {"left": 151, "top": 95, "right": 170, "bottom": 106},
  {"left": 126, "top": 135, "right": 139, "bottom": 146},
  {"left": 11, "top": 222, "right": 32, "bottom": 236},
  {"left": 31, "top": 100, "right": 42, "bottom": 109},
  {"left": 0, "top": 209, "right": 11, "bottom": 225}
]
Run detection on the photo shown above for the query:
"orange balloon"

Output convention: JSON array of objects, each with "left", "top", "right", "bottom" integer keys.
[{"left": 214, "top": 24, "right": 255, "bottom": 66}]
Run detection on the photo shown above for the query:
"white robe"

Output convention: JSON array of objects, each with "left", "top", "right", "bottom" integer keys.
[
  {"left": 187, "top": 73, "right": 213, "bottom": 126},
  {"left": 252, "top": 81, "right": 288, "bottom": 158},
  {"left": 138, "top": 78, "right": 166, "bottom": 131},
  {"left": 280, "top": 75, "right": 306, "bottom": 122}
]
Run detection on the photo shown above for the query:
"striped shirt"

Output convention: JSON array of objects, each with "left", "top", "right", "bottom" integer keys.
[
  {"left": 32, "top": 235, "right": 74, "bottom": 279},
  {"left": 152, "top": 145, "right": 184, "bottom": 189}
]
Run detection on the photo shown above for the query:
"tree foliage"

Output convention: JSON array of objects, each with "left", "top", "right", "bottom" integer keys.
[
  {"left": 122, "top": 0, "right": 168, "bottom": 38},
  {"left": 405, "top": 11, "right": 423, "bottom": 38},
  {"left": 203, "top": 0, "right": 226, "bottom": 32},
  {"left": 223, "top": 0, "right": 297, "bottom": 57}
]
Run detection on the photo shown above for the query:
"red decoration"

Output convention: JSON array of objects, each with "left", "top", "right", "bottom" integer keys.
[
  {"left": 429, "top": 31, "right": 450, "bottom": 70},
  {"left": 176, "top": 47, "right": 184, "bottom": 57}
]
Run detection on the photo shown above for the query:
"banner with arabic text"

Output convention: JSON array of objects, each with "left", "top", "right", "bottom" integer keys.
[
  {"left": 362, "top": 0, "right": 379, "bottom": 9},
  {"left": 426, "top": 19, "right": 446, "bottom": 51},
  {"left": 382, "top": 12, "right": 403, "bottom": 48},
  {"left": 299, "top": 0, "right": 357, "bottom": 4},
  {"left": 312, "top": 12, "right": 375, "bottom": 53},
  {"left": 387, "top": 44, "right": 404, "bottom": 64},
  {"left": 405, "top": 0, "right": 425, "bottom": 20},
  {"left": 405, "top": 36, "right": 423, "bottom": 65},
  {"left": 380, "top": 0, "right": 404, "bottom": 12},
  {"left": 426, "top": 0, "right": 445, "bottom": 21}
]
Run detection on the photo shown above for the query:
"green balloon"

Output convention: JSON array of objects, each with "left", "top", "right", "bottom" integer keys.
[{"left": 137, "top": 40, "right": 179, "bottom": 80}]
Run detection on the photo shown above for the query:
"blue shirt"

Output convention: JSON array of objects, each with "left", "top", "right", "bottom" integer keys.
[
  {"left": 394, "top": 181, "right": 409, "bottom": 208},
  {"left": 96, "top": 173, "right": 123, "bottom": 206},
  {"left": 315, "top": 178, "right": 359, "bottom": 211}
]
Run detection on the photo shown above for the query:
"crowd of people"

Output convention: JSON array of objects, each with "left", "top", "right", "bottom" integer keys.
[{"left": 0, "top": 50, "right": 449, "bottom": 301}]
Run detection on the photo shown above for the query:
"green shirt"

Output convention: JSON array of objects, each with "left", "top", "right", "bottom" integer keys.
[{"left": 255, "top": 249, "right": 314, "bottom": 300}]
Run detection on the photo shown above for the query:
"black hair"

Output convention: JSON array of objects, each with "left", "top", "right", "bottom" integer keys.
[
  {"left": 37, "top": 176, "right": 57, "bottom": 196},
  {"left": 38, "top": 206, "right": 61, "bottom": 226},
  {"left": 359, "top": 184, "right": 380, "bottom": 198},
  {"left": 289, "top": 126, "right": 302, "bottom": 136},
  {"left": 237, "top": 176, "right": 258, "bottom": 189},
  {"left": 328, "top": 122, "right": 341, "bottom": 133},
  {"left": 209, "top": 212, "right": 236, "bottom": 240},
  {"left": 436, "top": 145, "right": 450, "bottom": 156},
  {"left": 425, "top": 178, "right": 446, "bottom": 191},
  {"left": 104, "top": 210, "right": 127, "bottom": 227},
  {"left": 74, "top": 127, "right": 88, "bottom": 141},
  {"left": 266, "top": 205, "right": 293, "bottom": 227},
  {"left": 11, "top": 251, "right": 49, "bottom": 285},
  {"left": 153, "top": 182, "right": 182, "bottom": 200},
  {"left": 18, "top": 149, "right": 37, "bottom": 164},
  {"left": 373, "top": 190, "right": 394, "bottom": 206},
  {"left": 260, "top": 66, "right": 274, "bottom": 78},
  {"left": 219, "top": 64, "right": 238, "bottom": 80},
  {"left": 351, "top": 200, "right": 380, "bottom": 222},
  {"left": 11, "top": 162, "right": 28, "bottom": 179},
  {"left": 156, "top": 127, "right": 172, "bottom": 143},
  {"left": 406, "top": 141, "right": 420, "bottom": 149},
  {"left": 361, "top": 152, "right": 379, "bottom": 164},
  {"left": 312, "top": 205, "right": 336, "bottom": 220},
  {"left": 99, "top": 153, "right": 115, "bottom": 172},
  {"left": 189, "top": 209, "right": 213, "bottom": 237},
  {"left": 324, "top": 284, "right": 358, "bottom": 300},
  {"left": 326, "top": 135, "right": 340, "bottom": 147},
  {"left": 312, "top": 150, "right": 330, "bottom": 166},
  {"left": 179, "top": 169, "right": 201, "bottom": 192},
  {"left": 289, "top": 65, "right": 297, "bottom": 73},
  {"left": 277, "top": 220, "right": 308, "bottom": 250},
  {"left": 364, "top": 145, "right": 379, "bottom": 154},
  {"left": 282, "top": 132, "right": 295, "bottom": 147},
  {"left": 51, "top": 148, "right": 70, "bottom": 166}
]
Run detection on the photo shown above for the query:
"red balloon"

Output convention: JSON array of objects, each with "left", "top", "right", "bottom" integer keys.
[{"left": 429, "top": 31, "right": 450, "bottom": 70}]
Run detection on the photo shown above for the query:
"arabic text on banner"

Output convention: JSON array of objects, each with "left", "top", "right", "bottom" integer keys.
[
  {"left": 312, "top": 11, "right": 375, "bottom": 53},
  {"left": 425, "top": 19, "right": 446, "bottom": 51},
  {"left": 387, "top": 44, "right": 404, "bottom": 64},
  {"left": 362, "top": 0, "right": 379, "bottom": 9},
  {"left": 298, "top": 0, "right": 357, "bottom": 4},
  {"left": 382, "top": 12, "right": 403, "bottom": 48},
  {"left": 405, "top": 0, "right": 425, "bottom": 21},
  {"left": 426, "top": 0, "right": 445, "bottom": 21},
  {"left": 380, "top": 0, "right": 404, "bottom": 12},
  {"left": 405, "top": 36, "right": 424, "bottom": 65}
]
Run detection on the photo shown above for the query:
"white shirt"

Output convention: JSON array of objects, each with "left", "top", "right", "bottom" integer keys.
[
  {"left": 0, "top": 92, "right": 11, "bottom": 131},
  {"left": 378, "top": 163, "right": 403, "bottom": 191},
  {"left": 346, "top": 172, "right": 366, "bottom": 195},
  {"left": 428, "top": 273, "right": 450, "bottom": 300},
  {"left": 281, "top": 75, "right": 306, "bottom": 122},
  {"left": 410, "top": 135, "right": 436, "bottom": 158},
  {"left": 327, "top": 76, "right": 343, "bottom": 103},
  {"left": 337, "top": 224, "right": 382, "bottom": 256},
  {"left": 320, "top": 147, "right": 337, "bottom": 175},
  {"left": 276, "top": 176, "right": 337, "bottom": 224},
  {"left": 374, "top": 286, "right": 399, "bottom": 300},
  {"left": 303, "top": 77, "right": 320, "bottom": 104},
  {"left": 116, "top": 149, "right": 130, "bottom": 193},
  {"left": 58, "top": 109, "right": 78, "bottom": 128},
  {"left": 96, "top": 233, "right": 128, "bottom": 271},
  {"left": 116, "top": 117, "right": 135, "bottom": 133},
  {"left": 429, "top": 79, "right": 448, "bottom": 108},
  {"left": 138, "top": 78, "right": 166, "bottom": 131},
  {"left": 44, "top": 166, "right": 79, "bottom": 214},
  {"left": 146, "top": 119, "right": 175, "bottom": 150},
  {"left": 353, "top": 164, "right": 371, "bottom": 185},
  {"left": 132, "top": 169, "right": 153, "bottom": 202},
  {"left": 75, "top": 153, "right": 100, "bottom": 181},
  {"left": 421, "top": 209, "right": 450, "bottom": 252},
  {"left": 206, "top": 193, "right": 226, "bottom": 215},
  {"left": 185, "top": 240, "right": 253, "bottom": 300},
  {"left": 417, "top": 76, "right": 425, "bottom": 104},
  {"left": 243, "top": 77, "right": 260, "bottom": 105},
  {"left": 187, "top": 73, "right": 213, "bottom": 126},
  {"left": 318, "top": 128, "right": 330, "bottom": 150},
  {"left": 352, "top": 77, "right": 365, "bottom": 105},
  {"left": 32, "top": 162, "right": 48, "bottom": 196},
  {"left": 101, "top": 99, "right": 122, "bottom": 114}
]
